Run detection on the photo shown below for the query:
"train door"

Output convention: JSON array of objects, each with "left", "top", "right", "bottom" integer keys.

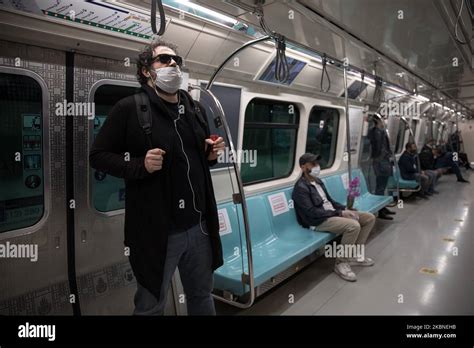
[{"left": 0, "top": 41, "right": 72, "bottom": 315}]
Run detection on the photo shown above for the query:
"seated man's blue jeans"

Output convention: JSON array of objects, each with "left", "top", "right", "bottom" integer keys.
[
  {"left": 133, "top": 221, "right": 215, "bottom": 316},
  {"left": 435, "top": 152, "right": 463, "bottom": 180},
  {"left": 425, "top": 170, "right": 438, "bottom": 193}
]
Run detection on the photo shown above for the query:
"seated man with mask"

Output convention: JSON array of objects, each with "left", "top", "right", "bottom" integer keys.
[{"left": 292, "top": 153, "right": 376, "bottom": 282}]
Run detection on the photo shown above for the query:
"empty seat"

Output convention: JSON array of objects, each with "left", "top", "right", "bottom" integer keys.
[
  {"left": 213, "top": 189, "right": 334, "bottom": 296},
  {"left": 322, "top": 169, "right": 393, "bottom": 214}
]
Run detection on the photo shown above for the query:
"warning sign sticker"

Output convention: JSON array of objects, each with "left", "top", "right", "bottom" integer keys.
[
  {"left": 267, "top": 192, "right": 289, "bottom": 217},
  {"left": 218, "top": 208, "right": 232, "bottom": 236}
]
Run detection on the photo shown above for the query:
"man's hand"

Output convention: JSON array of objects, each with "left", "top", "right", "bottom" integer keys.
[
  {"left": 144, "top": 148, "right": 166, "bottom": 173},
  {"left": 342, "top": 210, "right": 359, "bottom": 220},
  {"left": 205, "top": 136, "right": 225, "bottom": 161}
]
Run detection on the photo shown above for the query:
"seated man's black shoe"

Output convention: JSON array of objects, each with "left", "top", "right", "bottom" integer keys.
[
  {"left": 457, "top": 178, "right": 470, "bottom": 183},
  {"left": 378, "top": 211, "right": 394, "bottom": 220},
  {"left": 417, "top": 193, "right": 430, "bottom": 199},
  {"left": 382, "top": 207, "right": 396, "bottom": 215}
]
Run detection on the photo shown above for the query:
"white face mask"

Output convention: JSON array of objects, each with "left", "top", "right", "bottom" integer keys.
[
  {"left": 151, "top": 66, "right": 183, "bottom": 94},
  {"left": 309, "top": 165, "right": 321, "bottom": 179}
]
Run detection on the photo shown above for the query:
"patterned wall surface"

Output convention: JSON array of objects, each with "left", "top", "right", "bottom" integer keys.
[{"left": 0, "top": 42, "right": 143, "bottom": 315}]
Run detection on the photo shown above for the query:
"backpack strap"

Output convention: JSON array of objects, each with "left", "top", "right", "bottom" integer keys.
[
  {"left": 181, "top": 90, "right": 215, "bottom": 159},
  {"left": 181, "top": 90, "right": 209, "bottom": 130},
  {"left": 134, "top": 92, "right": 153, "bottom": 149}
]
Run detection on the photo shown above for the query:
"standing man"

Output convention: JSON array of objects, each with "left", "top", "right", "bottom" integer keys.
[
  {"left": 90, "top": 38, "right": 225, "bottom": 315},
  {"left": 367, "top": 114, "right": 396, "bottom": 220}
]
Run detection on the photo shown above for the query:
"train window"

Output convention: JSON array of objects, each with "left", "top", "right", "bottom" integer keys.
[
  {"left": 0, "top": 73, "right": 44, "bottom": 233},
  {"left": 305, "top": 106, "right": 340, "bottom": 169},
  {"left": 91, "top": 83, "right": 140, "bottom": 213},
  {"left": 241, "top": 98, "right": 299, "bottom": 184},
  {"left": 395, "top": 121, "right": 406, "bottom": 154}
]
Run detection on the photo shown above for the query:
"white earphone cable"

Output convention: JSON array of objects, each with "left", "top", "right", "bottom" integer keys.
[{"left": 173, "top": 111, "right": 208, "bottom": 236}]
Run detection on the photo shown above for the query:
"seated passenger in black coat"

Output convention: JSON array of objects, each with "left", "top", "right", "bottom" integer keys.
[{"left": 398, "top": 142, "right": 431, "bottom": 197}]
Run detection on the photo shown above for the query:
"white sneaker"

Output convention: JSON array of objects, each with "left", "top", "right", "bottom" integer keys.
[
  {"left": 334, "top": 262, "right": 357, "bottom": 282},
  {"left": 348, "top": 257, "right": 375, "bottom": 267}
]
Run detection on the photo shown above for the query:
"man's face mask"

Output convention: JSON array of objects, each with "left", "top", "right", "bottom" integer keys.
[
  {"left": 307, "top": 165, "right": 321, "bottom": 179},
  {"left": 151, "top": 66, "right": 183, "bottom": 94}
]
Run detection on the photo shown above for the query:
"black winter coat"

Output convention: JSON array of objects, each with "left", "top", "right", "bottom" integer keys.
[
  {"left": 398, "top": 151, "right": 418, "bottom": 180},
  {"left": 368, "top": 126, "right": 392, "bottom": 161},
  {"left": 419, "top": 144, "right": 435, "bottom": 170},
  {"left": 89, "top": 85, "right": 223, "bottom": 301}
]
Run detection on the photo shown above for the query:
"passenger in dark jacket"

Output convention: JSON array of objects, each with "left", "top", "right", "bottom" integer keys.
[
  {"left": 398, "top": 142, "right": 432, "bottom": 197},
  {"left": 419, "top": 139, "right": 436, "bottom": 171},
  {"left": 292, "top": 153, "right": 376, "bottom": 282},
  {"left": 433, "top": 146, "right": 469, "bottom": 183},
  {"left": 367, "top": 114, "right": 396, "bottom": 219},
  {"left": 89, "top": 38, "right": 225, "bottom": 315},
  {"left": 449, "top": 131, "right": 473, "bottom": 170}
]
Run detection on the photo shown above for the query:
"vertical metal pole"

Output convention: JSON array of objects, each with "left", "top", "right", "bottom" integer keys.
[
  {"left": 455, "top": 114, "right": 460, "bottom": 153},
  {"left": 343, "top": 67, "right": 352, "bottom": 184}
]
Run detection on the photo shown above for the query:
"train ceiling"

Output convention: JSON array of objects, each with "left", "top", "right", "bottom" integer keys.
[
  {"left": 0, "top": 0, "right": 472, "bottom": 119},
  {"left": 193, "top": 0, "right": 474, "bottom": 117}
]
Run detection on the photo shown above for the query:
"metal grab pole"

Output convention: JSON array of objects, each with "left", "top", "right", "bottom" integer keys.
[
  {"left": 455, "top": 115, "right": 460, "bottom": 154},
  {"left": 207, "top": 35, "right": 271, "bottom": 89},
  {"left": 343, "top": 67, "right": 352, "bottom": 185},
  {"left": 192, "top": 85, "right": 255, "bottom": 308}
]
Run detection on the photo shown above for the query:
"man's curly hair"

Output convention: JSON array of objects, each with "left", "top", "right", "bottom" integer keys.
[{"left": 136, "top": 37, "right": 179, "bottom": 84}]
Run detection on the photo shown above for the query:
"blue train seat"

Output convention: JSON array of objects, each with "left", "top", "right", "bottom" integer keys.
[
  {"left": 387, "top": 163, "right": 419, "bottom": 190},
  {"left": 321, "top": 169, "right": 393, "bottom": 214},
  {"left": 214, "top": 168, "right": 394, "bottom": 296},
  {"left": 213, "top": 188, "right": 335, "bottom": 296}
]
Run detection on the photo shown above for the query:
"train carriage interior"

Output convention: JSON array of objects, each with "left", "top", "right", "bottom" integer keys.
[{"left": 0, "top": 0, "right": 473, "bottom": 328}]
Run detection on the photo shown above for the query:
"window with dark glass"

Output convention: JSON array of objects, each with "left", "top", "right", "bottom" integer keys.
[
  {"left": 395, "top": 121, "right": 407, "bottom": 154},
  {"left": 241, "top": 98, "right": 299, "bottom": 184},
  {"left": 0, "top": 73, "right": 44, "bottom": 233},
  {"left": 305, "top": 106, "right": 339, "bottom": 169}
]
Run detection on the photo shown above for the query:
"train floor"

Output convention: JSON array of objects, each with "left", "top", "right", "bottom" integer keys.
[{"left": 215, "top": 169, "right": 474, "bottom": 315}]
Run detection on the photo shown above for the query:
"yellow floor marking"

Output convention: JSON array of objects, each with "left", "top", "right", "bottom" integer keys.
[{"left": 419, "top": 267, "right": 438, "bottom": 275}]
